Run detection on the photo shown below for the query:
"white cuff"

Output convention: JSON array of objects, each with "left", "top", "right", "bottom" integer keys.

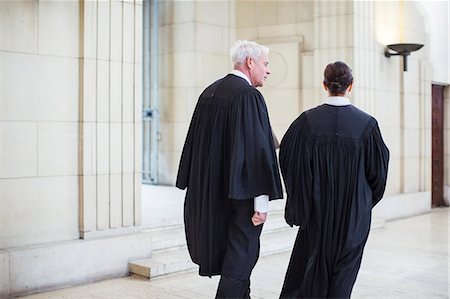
[{"left": 254, "top": 194, "right": 269, "bottom": 213}]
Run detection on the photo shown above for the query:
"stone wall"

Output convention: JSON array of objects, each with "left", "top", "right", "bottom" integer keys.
[{"left": 0, "top": 0, "right": 80, "bottom": 249}]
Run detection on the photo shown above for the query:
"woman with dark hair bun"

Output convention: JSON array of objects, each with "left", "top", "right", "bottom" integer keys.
[{"left": 279, "top": 61, "right": 390, "bottom": 298}]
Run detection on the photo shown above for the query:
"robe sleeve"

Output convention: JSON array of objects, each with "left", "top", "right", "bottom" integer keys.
[
  {"left": 228, "top": 88, "right": 283, "bottom": 200},
  {"left": 279, "top": 114, "right": 313, "bottom": 228},
  {"left": 364, "top": 120, "right": 390, "bottom": 207}
]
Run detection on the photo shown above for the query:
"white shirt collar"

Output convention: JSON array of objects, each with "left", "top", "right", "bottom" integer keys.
[
  {"left": 230, "top": 70, "right": 251, "bottom": 86},
  {"left": 324, "top": 96, "right": 351, "bottom": 106}
]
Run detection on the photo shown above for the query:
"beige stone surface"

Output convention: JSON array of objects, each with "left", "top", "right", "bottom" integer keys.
[
  {"left": 96, "top": 60, "right": 110, "bottom": 122},
  {"left": 196, "top": 1, "right": 230, "bottom": 27},
  {"left": 110, "top": 173, "right": 122, "bottom": 228},
  {"left": 38, "top": 1, "right": 79, "bottom": 57},
  {"left": 110, "top": 61, "right": 123, "bottom": 122},
  {"left": 159, "top": 23, "right": 195, "bottom": 54},
  {"left": 82, "top": 59, "right": 97, "bottom": 122},
  {"left": 171, "top": 1, "right": 196, "bottom": 25},
  {"left": 134, "top": 173, "right": 142, "bottom": 226},
  {"left": 37, "top": 122, "right": 78, "bottom": 176},
  {"left": 424, "top": 156, "right": 432, "bottom": 191},
  {"left": 0, "top": 1, "right": 38, "bottom": 53},
  {"left": 0, "top": 52, "right": 3, "bottom": 121},
  {"left": 123, "top": 123, "right": 135, "bottom": 173},
  {"left": 123, "top": 2, "right": 134, "bottom": 64},
  {"left": 198, "top": 53, "right": 229, "bottom": 87},
  {"left": 159, "top": 52, "right": 198, "bottom": 88},
  {"left": 134, "top": 4, "right": 142, "bottom": 63},
  {"left": 83, "top": 0, "right": 97, "bottom": 60},
  {"left": 123, "top": 63, "right": 135, "bottom": 123},
  {"left": 382, "top": 127, "right": 401, "bottom": 159},
  {"left": 110, "top": 123, "right": 122, "bottom": 174},
  {"left": 158, "top": 150, "right": 179, "bottom": 186},
  {"left": 385, "top": 157, "right": 401, "bottom": 195},
  {"left": 134, "top": 62, "right": 143, "bottom": 123},
  {"left": 2, "top": 53, "right": 79, "bottom": 122},
  {"left": 266, "top": 42, "right": 300, "bottom": 89},
  {"left": 404, "top": 128, "right": 421, "bottom": 158},
  {"left": 134, "top": 124, "right": 142, "bottom": 171},
  {"left": 196, "top": 24, "right": 229, "bottom": 55},
  {"left": 301, "top": 88, "right": 321, "bottom": 112},
  {"left": 403, "top": 158, "right": 421, "bottom": 193},
  {"left": 97, "top": 174, "right": 110, "bottom": 230},
  {"left": 110, "top": 0, "right": 123, "bottom": 63},
  {"left": 160, "top": 87, "right": 195, "bottom": 123},
  {"left": 97, "top": 0, "right": 110, "bottom": 61},
  {"left": 96, "top": 122, "right": 110, "bottom": 174},
  {"left": 263, "top": 88, "right": 299, "bottom": 127},
  {"left": 82, "top": 122, "right": 96, "bottom": 175},
  {"left": 81, "top": 174, "right": 97, "bottom": 233},
  {"left": 0, "top": 121, "right": 37, "bottom": 178},
  {"left": 0, "top": 176, "right": 79, "bottom": 248},
  {"left": 0, "top": 250, "right": 9, "bottom": 298},
  {"left": 122, "top": 173, "right": 134, "bottom": 227}
]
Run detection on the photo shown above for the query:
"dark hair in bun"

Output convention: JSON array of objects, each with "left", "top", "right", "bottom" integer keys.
[{"left": 323, "top": 61, "right": 353, "bottom": 96}]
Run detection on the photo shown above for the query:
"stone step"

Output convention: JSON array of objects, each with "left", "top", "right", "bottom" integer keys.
[
  {"left": 129, "top": 247, "right": 196, "bottom": 278},
  {"left": 144, "top": 209, "right": 381, "bottom": 252},
  {"left": 129, "top": 200, "right": 383, "bottom": 280},
  {"left": 128, "top": 226, "right": 298, "bottom": 279},
  {"left": 371, "top": 217, "right": 386, "bottom": 230},
  {"left": 144, "top": 225, "right": 186, "bottom": 252},
  {"left": 142, "top": 209, "right": 290, "bottom": 253}
]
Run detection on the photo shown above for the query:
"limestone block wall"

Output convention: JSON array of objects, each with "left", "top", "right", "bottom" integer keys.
[
  {"left": 158, "top": 0, "right": 234, "bottom": 184},
  {"left": 0, "top": 1, "right": 80, "bottom": 248},
  {"left": 0, "top": 0, "right": 144, "bottom": 248}
]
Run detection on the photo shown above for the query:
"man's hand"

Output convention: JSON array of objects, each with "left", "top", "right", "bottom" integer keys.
[{"left": 251, "top": 211, "right": 267, "bottom": 226}]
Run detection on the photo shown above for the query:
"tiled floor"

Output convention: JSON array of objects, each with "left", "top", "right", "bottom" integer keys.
[{"left": 20, "top": 207, "right": 449, "bottom": 299}]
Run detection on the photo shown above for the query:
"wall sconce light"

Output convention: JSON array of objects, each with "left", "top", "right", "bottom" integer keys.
[{"left": 384, "top": 43, "right": 424, "bottom": 71}]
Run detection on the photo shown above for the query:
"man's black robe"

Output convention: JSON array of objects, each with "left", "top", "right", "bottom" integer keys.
[
  {"left": 279, "top": 104, "right": 389, "bottom": 298},
  {"left": 176, "top": 74, "right": 283, "bottom": 277}
]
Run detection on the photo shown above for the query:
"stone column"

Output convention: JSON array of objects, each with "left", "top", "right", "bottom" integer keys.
[{"left": 79, "top": 0, "right": 142, "bottom": 239}]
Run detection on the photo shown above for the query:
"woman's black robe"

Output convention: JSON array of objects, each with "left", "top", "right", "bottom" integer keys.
[{"left": 279, "top": 104, "right": 389, "bottom": 298}]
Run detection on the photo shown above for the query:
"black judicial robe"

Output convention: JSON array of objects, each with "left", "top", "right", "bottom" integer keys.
[
  {"left": 279, "top": 104, "right": 389, "bottom": 298},
  {"left": 176, "top": 74, "right": 283, "bottom": 277}
]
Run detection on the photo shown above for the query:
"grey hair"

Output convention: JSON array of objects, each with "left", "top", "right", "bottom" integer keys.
[{"left": 229, "top": 40, "right": 269, "bottom": 66}]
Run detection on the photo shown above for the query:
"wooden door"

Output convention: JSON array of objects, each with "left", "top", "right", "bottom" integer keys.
[{"left": 431, "top": 84, "right": 445, "bottom": 206}]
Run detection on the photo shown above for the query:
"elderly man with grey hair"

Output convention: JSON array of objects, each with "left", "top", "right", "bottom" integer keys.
[{"left": 176, "top": 40, "right": 283, "bottom": 298}]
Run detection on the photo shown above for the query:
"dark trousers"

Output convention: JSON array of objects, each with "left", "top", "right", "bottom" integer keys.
[{"left": 215, "top": 199, "right": 263, "bottom": 299}]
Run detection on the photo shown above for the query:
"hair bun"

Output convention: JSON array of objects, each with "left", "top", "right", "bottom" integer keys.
[{"left": 330, "top": 81, "right": 341, "bottom": 91}]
